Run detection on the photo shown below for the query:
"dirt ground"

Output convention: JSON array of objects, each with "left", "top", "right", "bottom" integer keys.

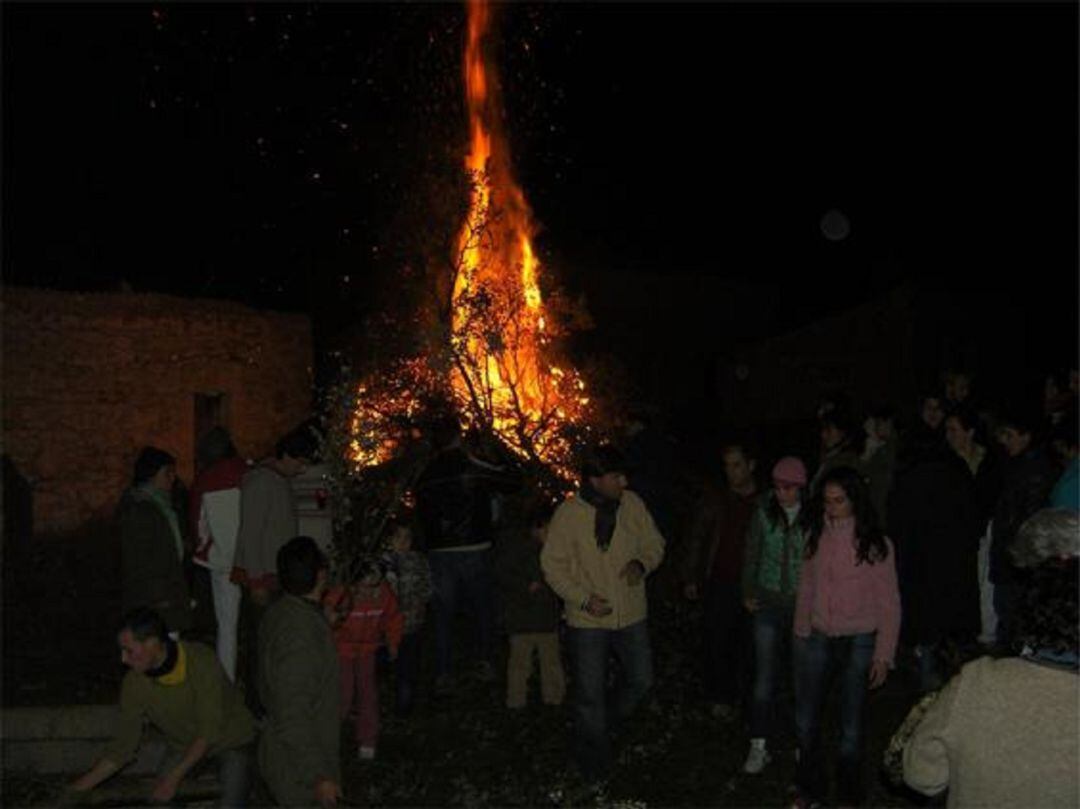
[{"left": 2, "top": 531, "right": 935, "bottom": 807}]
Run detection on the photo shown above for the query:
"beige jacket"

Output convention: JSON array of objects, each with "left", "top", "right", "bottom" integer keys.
[
  {"left": 903, "top": 655, "right": 1079, "bottom": 808},
  {"left": 541, "top": 490, "right": 665, "bottom": 630}
]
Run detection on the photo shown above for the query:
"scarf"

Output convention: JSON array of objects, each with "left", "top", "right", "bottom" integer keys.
[
  {"left": 147, "top": 638, "right": 184, "bottom": 682},
  {"left": 142, "top": 484, "right": 184, "bottom": 562},
  {"left": 579, "top": 482, "right": 621, "bottom": 552}
]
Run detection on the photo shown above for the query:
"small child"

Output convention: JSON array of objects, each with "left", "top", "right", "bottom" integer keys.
[
  {"left": 325, "top": 560, "right": 404, "bottom": 760},
  {"left": 494, "top": 501, "right": 565, "bottom": 709},
  {"left": 382, "top": 520, "right": 432, "bottom": 716}
]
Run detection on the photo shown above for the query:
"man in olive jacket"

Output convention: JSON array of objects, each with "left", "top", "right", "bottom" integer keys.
[
  {"left": 541, "top": 445, "right": 665, "bottom": 781},
  {"left": 67, "top": 608, "right": 254, "bottom": 806},
  {"left": 258, "top": 537, "right": 341, "bottom": 808}
]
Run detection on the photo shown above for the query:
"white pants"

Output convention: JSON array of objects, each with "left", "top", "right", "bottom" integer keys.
[
  {"left": 210, "top": 568, "right": 242, "bottom": 681},
  {"left": 977, "top": 522, "right": 997, "bottom": 645}
]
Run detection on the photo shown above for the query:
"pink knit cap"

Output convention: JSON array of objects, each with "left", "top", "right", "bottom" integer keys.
[{"left": 771, "top": 456, "right": 807, "bottom": 486}]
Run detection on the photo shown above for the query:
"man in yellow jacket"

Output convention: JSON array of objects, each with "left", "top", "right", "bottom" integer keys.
[{"left": 541, "top": 444, "right": 665, "bottom": 781}]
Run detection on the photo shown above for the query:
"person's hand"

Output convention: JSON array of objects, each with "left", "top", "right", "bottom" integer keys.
[
  {"left": 683, "top": 582, "right": 700, "bottom": 601},
  {"left": 620, "top": 560, "right": 645, "bottom": 586},
  {"left": 151, "top": 773, "right": 181, "bottom": 803},
  {"left": 868, "top": 659, "right": 889, "bottom": 689},
  {"left": 528, "top": 580, "right": 543, "bottom": 594},
  {"left": 314, "top": 777, "right": 342, "bottom": 808},
  {"left": 250, "top": 586, "right": 271, "bottom": 607},
  {"left": 584, "top": 594, "right": 613, "bottom": 617},
  {"left": 743, "top": 597, "right": 759, "bottom": 612}
]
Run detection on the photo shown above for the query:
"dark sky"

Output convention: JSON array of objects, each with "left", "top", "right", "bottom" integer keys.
[{"left": 3, "top": 2, "right": 1077, "bottom": 369}]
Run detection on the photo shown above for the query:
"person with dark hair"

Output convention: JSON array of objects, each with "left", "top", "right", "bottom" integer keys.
[
  {"left": 944, "top": 404, "right": 1002, "bottom": 645},
  {"left": 414, "top": 416, "right": 519, "bottom": 695},
  {"left": 810, "top": 405, "right": 861, "bottom": 495},
  {"left": 258, "top": 537, "right": 341, "bottom": 808},
  {"left": 904, "top": 509, "right": 1079, "bottom": 807},
  {"left": 1049, "top": 414, "right": 1079, "bottom": 510},
  {"left": 541, "top": 444, "right": 665, "bottom": 781},
  {"left": 231, "top": 427, "right": 314, "bottom": 707},
  {"left": 118, "top": 446, "right": 193, "bottom": 635},
  {"left": 189, "top": 428, "right": 249, "bottom": 681},
  {"left": 889, "top": 420, "right": 982, "bottom": 692},
  {"left": 495, "top": 497, "right": 565, "bottom": 710},
  {"left": 791, "top": 466, "right": 901, "bottom": 807},
  {"left": 381, "top": 519, "right": 432, "bottom": 717},
  {"left": 740, "top": 456, "right": 808, "bottom": 774},
  {"left": 67, "top": 608, "right": 255, "bottom": 807},
  {"left": 681, "top": 442, "right": 759, "bottom": 720},
  {"left": 990, "top": 403, "right": 1056, "bottom": 647},
  {"left": 942, "top": 368, "right": 975, "bottom": 411},
  {"left": 860, "top": 403, "right": 897, "bottom": 528},
  {"left": 918, "top": 390, "right": 947, "bottom": 436}
]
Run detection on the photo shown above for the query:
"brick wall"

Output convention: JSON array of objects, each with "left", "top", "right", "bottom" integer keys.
[{"left": 2, "top": 287, "right": 313, "bottom": 534}]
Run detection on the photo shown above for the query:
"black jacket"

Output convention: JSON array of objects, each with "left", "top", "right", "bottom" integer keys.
[
  {"left": 415, "top": 447, "right": 518, "bottom": 550},
  {"left": 990, "top": 447, "right": 1056, "bottom": 584}
]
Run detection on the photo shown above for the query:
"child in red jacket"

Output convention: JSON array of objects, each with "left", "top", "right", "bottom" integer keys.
[{"left": 325, "top": 560, "right": 404, "bottom": 760}]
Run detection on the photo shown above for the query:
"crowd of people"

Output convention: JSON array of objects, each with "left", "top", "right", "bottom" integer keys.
[{"left": 62, "top": 366, "right": 1078, "bottom": 808}]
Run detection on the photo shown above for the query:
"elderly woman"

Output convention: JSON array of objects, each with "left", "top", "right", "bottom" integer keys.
[{"left": 903, "top": 508, "right": 1079, "bottom": 808}]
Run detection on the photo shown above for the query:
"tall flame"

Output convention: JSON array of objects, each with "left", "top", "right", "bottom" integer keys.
[
  {"left": 449, "top": 0, "right": 588, "bottom": 467},
  {"left": 346, "top": 0, "right": 589, "bottom": 477}
]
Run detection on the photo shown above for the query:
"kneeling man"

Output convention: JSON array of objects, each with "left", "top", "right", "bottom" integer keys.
[{"left": 69, "top": 608, "right": 255, "bottom": 806}]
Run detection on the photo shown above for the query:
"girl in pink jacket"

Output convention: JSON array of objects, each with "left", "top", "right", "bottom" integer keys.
[{"left": 792, "top": 465, "right": 900, "bottom": 807}]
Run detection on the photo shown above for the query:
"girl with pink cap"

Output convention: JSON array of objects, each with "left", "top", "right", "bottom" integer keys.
[{"left": 739, "top": 456, "right": 808, "bottom": 775}]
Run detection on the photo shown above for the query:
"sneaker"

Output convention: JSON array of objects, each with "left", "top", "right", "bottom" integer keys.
[
  {"left": 358, "top": 745, "right": 376, "bottom": 760},
  {"left": 743, "top": 739, "right": 771, "bottom": 774}
]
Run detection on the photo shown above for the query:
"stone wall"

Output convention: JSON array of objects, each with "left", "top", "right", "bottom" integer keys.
[{"left": 2, "top": 287, "right": 313, "bottom": 534}]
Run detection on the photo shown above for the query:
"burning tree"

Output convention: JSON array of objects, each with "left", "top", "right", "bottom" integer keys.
[{"left": 321, "top": 0, "right": 602, "bottom": 570}]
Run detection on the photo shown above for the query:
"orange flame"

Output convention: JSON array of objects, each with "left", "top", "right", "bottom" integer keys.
[
  {"left": 449, "top": 0, "right": 589, "bottom": 470},
  {"left": 347, "top": 0, "right": 590, "bottom": 477}
]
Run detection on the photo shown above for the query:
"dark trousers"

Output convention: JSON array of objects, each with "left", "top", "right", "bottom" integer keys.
[
  {"left": 429, "top": 549, "right": 494, "bottom": 678},
  {"left": 702, "top": 580, "right": 749, "bottom": 706},
  {"left": 238, "top": 591, "right": 273, "bottom": 717},
  {"left": 395, "top": 630, "right": 422, "bottom": 714}
]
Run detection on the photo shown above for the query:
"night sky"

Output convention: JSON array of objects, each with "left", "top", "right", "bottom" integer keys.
[{"left": 3, "top": 2, "right": 1078, "bottom": 401}]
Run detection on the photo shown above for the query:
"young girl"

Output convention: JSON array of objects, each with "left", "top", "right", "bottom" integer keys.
[
  {"left": 740, "top": 456, "right": 807, "bottom": 774},
  {"left": 792, "top": 466, "right": 900, "bottom": 807},
  {"left": 382, "top": 521, "right": 432, "bottom": 717},
  {"left": 325, "top": 560, "right": 404, "bottom": 760}
]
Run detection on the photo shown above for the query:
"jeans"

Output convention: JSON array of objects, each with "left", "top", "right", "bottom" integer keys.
[
  {"left": 569, "top": 620, "right": 654, "bottom": 780},
  {"left": 429, "top": 549, "right": 494, "bottom": 678},
  {"left": 217, "top": 746, "right": 252, "bottom": 808},
  {"left": 793, "top": 630, "right": 875, "bottom": 805},
  {"left": 748, "top": 604, "right": 793, "bottom": 739},
  {"left": 161, "top": 744, "right": 251, "bottom": 807}
]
